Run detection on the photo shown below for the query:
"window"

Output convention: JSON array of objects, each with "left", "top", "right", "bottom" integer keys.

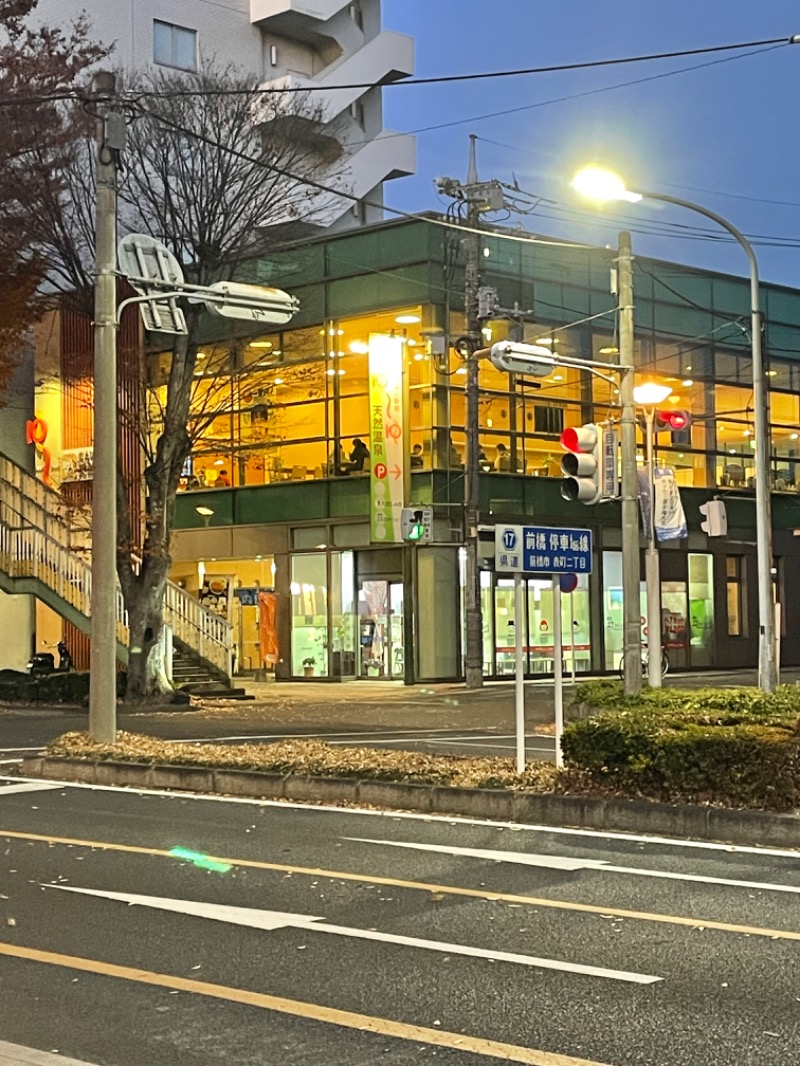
[
  {"left": 533, "top": 404, "right": 564, "bottom": 437},
  {"left": 726, "top": 556, "right": 743, "bottom": 637},
  {"left": 153, "top": 20, "right": 197, "bottom": 71}
]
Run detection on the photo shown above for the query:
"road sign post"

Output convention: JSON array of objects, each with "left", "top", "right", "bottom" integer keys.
[{"left": 495, "top": 526, "right": 593, "bottom": 772}]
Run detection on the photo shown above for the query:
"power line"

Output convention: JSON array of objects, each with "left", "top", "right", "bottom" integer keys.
[
  {"left": 129, "top": 36, "right": 794, "bottom": 97},
  {"left": 124, "top": 100, "right": 583, "bottom": 251}
]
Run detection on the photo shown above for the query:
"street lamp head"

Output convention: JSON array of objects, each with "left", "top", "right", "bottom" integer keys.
[
  {"left": 633, "top": 381, "right": 672, "bottom": 406},
  {"left": 195, "top": 506, "right": 214, "bottom": 518},
  {"left": 572, "top": 165, "right": 642, "bottom": 204}
]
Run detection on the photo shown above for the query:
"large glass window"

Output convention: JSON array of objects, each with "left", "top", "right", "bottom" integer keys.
[
  {"left": 602, "top": 551, "right": 647, "bottom": 671},
  {"left": 290, "top": 554, "right": 328, "bottom": 678},
  {"left": 726, "top": 556, "right": 744, "bottom": 637},
  {"left": 688, "top": 554, "right": 714, "bottom": 667}
]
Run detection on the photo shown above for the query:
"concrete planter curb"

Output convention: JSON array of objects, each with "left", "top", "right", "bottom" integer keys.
[{"left": 21, "top": 755, "right": 800, "bottom": 849}]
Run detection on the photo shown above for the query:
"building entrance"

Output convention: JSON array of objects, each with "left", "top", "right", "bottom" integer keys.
[{"left": 358, "top": 579, "right": 404, "bottom": 679}]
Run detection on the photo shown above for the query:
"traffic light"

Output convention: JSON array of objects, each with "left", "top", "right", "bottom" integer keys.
[
  {"left": 401, "top": 506, "right": 433, "bottom": 542},
  {"left": 699, "top": 499, "right": 727, "bottom": 537},
  {"left": 656, "top": 409, "right": 692, "bottom": 445},
  {"left": 560, "top": 424, "right": 602, "bottom": 503}
]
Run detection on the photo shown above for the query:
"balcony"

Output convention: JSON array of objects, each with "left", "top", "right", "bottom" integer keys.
[
  {"left": 257, "top": 30, "right": 414, "bottom": 126},
  {"left": 251, "top": 0, "right": 347, "bottom": 23}
]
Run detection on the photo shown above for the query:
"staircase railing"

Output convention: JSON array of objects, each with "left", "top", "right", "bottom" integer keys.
[{"left": 0, "top": 452, "right": 233, "bottom": 677}]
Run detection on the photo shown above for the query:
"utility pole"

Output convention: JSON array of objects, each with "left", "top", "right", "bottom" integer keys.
[
  {"left": 435, "top": 137, "right": 505, "bottom": 689},
  {"left": 88, "top": 72, "right": 123, "bottom": 743},
  {"left": 463, "top": 135, "right": 483, "bottom": 690},
  {"left": 617, "top": 233, "right": 642, "bottom": 696}
]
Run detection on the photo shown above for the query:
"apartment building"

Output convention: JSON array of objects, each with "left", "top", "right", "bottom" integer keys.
[{"left": 35, "top": 0, "right": 416, "bottom": 228}]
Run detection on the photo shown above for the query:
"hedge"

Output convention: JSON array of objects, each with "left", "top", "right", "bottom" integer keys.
[{"left": 563, "top": 683, "right": 800, "bottom": 810}]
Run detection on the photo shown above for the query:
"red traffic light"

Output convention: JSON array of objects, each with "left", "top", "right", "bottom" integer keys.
[{"left": 655, "top": 409, "right": 692, "bottom": 432}]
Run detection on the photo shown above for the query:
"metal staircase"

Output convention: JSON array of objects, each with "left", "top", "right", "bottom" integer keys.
[{"left": 0, "top": 452, "right": 233, "bottom": 681}]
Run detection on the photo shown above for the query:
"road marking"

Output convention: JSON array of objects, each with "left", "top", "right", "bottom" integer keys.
[
  {"left": 179, "top": 727, "right": 469, "bottom": 744},
  {"left": 0, "top": 782, "right": 62, "bottom": 796},
  {"left": 0, "top": 941, "right": 615, "bottom": 1066},
  {"left": 45, "top": 884, "right": 658, "bottom": 985},
  {"left": 345, "top": 837, "right": 609, "bottom": 872},
  {"left": 6, "top": 772, "right": 800, "bottom": 859},
  {"left": 5, "top": 827, "right": 800, "bottom": 944},
  {"left": 0, "top": 1039, "right": 101, "bottom": 1066},
  {"left": 347, "top": 838, "right": 800, "bottom": 895}
]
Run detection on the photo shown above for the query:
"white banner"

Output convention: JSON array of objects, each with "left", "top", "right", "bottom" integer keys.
[{"left": 653, "top": 466, "right": 687, "bottom": 541}]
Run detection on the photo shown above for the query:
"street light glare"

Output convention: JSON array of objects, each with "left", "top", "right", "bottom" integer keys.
[
  {"left": 633, "top": 382, "right": 672, "bottom": 406},
  {"left": 572, "top": 166, "right": 642, "bottom": 204}
]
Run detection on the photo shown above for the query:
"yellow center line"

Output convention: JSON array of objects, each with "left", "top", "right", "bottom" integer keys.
[
  {"left": 3, "top": 827, "right": 799, "bottom": 943},
  {"left": 0, "top": 940, "right": 614, "bottom": 1066}
]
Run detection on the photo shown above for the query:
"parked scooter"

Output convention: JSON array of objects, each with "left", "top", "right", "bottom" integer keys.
[{"left": 27, "top": 640, "right": 73, "bottom": 677}]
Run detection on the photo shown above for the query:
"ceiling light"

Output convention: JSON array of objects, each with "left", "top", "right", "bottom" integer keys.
[
  {"left": 744, "top": 430, "right": 752, "bottom": 436},
  {"left": 349, "top": 341, "right": 369, "bottom": 354},
  {"left": 599, "top": 346, "right": 618, "bottom": 355},
  {"left": 196, "top": 352, "right": 206, "bottom": 359},
  {"left": 395, "top": 314, "right": 421, "bottom": 324},
  {"left": 326, "top": 368, "right": 336, "bottom": 376},
  {"left": 455, "top": 366, "right": 467, "bottom": 376},
  {"left": 195, "top": 506, "right": 214, "bottom": 518},
  {"left": 249, "top": 341, "right": 273, "bottom": 349},
  {"left": 766, "top": 369, "right": 778, "bottom": 377},
  {"left": 669, "top": 395, "right": 680, "bottom": 404},
  {"left": 214, "top": 458, "right": 224, "bottom": 466},
  {"left": 413, "top": 352, "right": 424, "bottom": 361},
  {"left": 552, "top": 374, "right": 563, "bottom": 381},
  {"left": 684, "top": 365, "right": 693, "bottom": 372},
  {"left": 274, "top": 377, "right": 284, "bottom": 385},
  {"left": 791, "top": 433, "right": 799, "bottom": 440},
  {"left": 681, "top": 379, "right": 694, "bottom": 387},
  {"left": 535, "top": 337, "right": 558, "bottom": 346},
  {"left": 338, "top": 369, "right": 346, "bottom": 376}
]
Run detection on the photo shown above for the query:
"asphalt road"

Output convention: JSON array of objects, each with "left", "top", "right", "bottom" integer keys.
[{"left": 2, "top": 774, "right": 800, "bottom": 1065}]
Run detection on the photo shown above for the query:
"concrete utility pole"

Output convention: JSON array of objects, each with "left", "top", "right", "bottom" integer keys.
[
  {"left": 617, "top": 233, "right": 643, "bottom": 697},
  {"left": 88, "top": 72, "right": 123, "bottom": 744},
  {"left": 463, "top": 135, "right": 483, "bottom": 690},
  {"left": 435, "top": 137, "right": 505, "bottom": 689}
]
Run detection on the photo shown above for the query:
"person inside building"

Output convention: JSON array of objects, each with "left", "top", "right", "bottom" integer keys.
[
  {"left": 215, "top": 469, "right": 231, "bottom": 487},
  {"left": 349, "top": 438, "right": 370, "bottom": 472},
  {"left": 493, "top": 443, "right": 511, "bottom": 472},
  {"left": 327, "top": 444, "right": 347, "bottom": 476},
  {"left": 410, "top": 443, "right": 424, "bottom": 468}
]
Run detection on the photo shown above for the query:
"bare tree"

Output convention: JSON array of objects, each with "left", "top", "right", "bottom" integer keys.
[
  {"left": 0, "top": 0, "right": 107, "bottom": 394},
  {"left": 68, "top": 63, "right": 341, "bottom": 699}
]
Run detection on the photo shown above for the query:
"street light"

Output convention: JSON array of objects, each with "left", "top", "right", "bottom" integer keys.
[
  {"left": 633, "top": 381, "right": 672, "bottom": 689},
  {"left": 573, "top": 166, "right": 778, "bottom": 693}
]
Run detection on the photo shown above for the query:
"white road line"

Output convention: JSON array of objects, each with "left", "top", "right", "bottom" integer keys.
[
  {"left": 0, "top": 759, "right": 23, "bottom": 765},
  {"left": 345, "top": 837, "right": 608, "bottom": 872},
  {"left": 0, "top": 746, "right": 46, "bottom": 753},
  {"left": 0, "top": 782, "right": 63, "bottom": 796},
  {"left": 5, "top": 773, "right": 800, "bottom": 860},
  {"left": 0, "top": 1039, "right": 100, "bottom": 1066},
  {"left": 45, "top": 884, "right": 659, "bottom": 985},
  {"left": 178, "top": 727, "right": 468, "bottom": 744},
  {"left": 347, "top": 838, "right": 800, "bottom": 894}
]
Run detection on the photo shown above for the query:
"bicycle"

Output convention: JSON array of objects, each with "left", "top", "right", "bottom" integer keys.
[{"left": 618, "top": 646, "right": 669, "bottom": 682}]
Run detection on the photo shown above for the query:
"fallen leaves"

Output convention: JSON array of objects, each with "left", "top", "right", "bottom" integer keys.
[{"left": 44, "top": 731, "right": 559, "bottom": 792}]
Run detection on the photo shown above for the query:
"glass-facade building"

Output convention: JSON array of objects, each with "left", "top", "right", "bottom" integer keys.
[{"left": 164, "top": 216, "right": 800, "bottom": 681}]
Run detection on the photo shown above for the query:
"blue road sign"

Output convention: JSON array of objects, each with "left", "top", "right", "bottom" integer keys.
[{"left": 522, "top": 526, "right": 593, "bottom": 575}]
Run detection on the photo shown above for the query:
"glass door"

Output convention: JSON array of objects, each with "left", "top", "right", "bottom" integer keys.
[{"left": 358, "top": 579, "right": 404, "bottom": 679}]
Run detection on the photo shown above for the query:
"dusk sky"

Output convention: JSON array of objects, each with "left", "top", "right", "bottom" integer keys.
[{"left": 382, "top": 1, "right": 800, "bottom": 288}]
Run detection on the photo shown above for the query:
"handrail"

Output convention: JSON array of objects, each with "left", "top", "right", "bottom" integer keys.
[{"left": 0, "top": 452, "right": 232, "bottom": 677}]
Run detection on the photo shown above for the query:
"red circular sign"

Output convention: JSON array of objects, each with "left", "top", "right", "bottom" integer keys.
[{"left": 374, "top": 463, "right": 387, "bottom": 479}]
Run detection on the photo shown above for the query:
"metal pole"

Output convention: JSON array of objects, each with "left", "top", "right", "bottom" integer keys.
[
  {"left": 617, "top": 233, "right": 643, "bottom": 696},
  {"left": 643, "top": 408, "right": 662, "bottom": 689},
  {"left": 88, "top": 72, "right": 119, "bottom": 744},
  {"left": 514, "top": 571, "right": 525, "bottom": 773},
  {"left": 552, "top": 575, "right": 564, "bottom": 768},
  {"left": 640, "top": 191, "right": 776, "bottom": 693},
  {"left": 464, "top": 135, "right": 483, "bottom": 689},
  {"left": 568, "top": 589, "right": 576, "bottom": 685}
]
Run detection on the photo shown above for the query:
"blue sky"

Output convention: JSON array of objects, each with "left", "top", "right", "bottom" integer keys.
[{"left": 382, "top": 1, "right": 800, "bottom": 287}]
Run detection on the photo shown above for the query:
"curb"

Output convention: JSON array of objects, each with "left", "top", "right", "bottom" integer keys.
[{"left": 22, "top": 756, "right": 800, "bottom": 850}]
